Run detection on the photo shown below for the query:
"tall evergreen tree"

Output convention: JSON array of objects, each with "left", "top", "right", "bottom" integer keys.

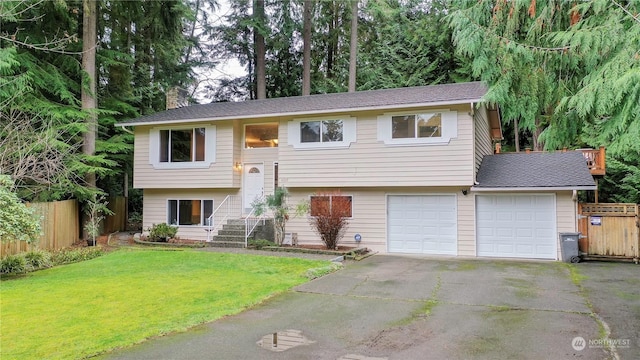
[
  {"left": 448, "top": 0, "right": 640, "bottom": 202},
  {"left": 302, "top": 0, "right": 313, "bottom": 95},
  {"left": 348, "top": 0, "right": 358, "bottom": 92},
  {"left": 357, "top": 0, "right": 458, "bottom": 90}
]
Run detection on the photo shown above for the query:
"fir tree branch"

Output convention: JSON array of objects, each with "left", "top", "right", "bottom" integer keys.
[
  {"left": 0, "top": 34, "right": 98, "bottom": 55},
  {"left": 611, "top": 0, "right": 640, "bottom": 25},
  {"left": 459, "top": 11, "right": 573, "bottom": 52}
]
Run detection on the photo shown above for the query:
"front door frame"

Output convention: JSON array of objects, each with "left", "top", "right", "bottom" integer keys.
[{"left": 243, "top": 162, "right": 265, "bottom": 214}]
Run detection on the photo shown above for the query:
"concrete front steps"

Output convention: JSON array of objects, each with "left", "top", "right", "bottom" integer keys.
[{"left": 207, "top": 219, "right": 251, "bottom": 248}]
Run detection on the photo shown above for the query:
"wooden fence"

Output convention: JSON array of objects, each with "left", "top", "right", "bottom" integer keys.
[
  {"left": 0, "top": 199, "right": 80, "bottom": 257},
  {"left": 578, "top": 203, "right": 640, "bottom": 262},
  {"left": 104, "top": 196, "right": 127, "bottom": 233}
]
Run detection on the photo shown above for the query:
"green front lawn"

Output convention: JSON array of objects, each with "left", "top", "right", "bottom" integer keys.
[{"left": 0, "top": 249, "right": 330, "bottom": 359}]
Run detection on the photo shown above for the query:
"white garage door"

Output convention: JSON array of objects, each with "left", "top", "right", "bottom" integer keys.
[
  {"left": 476, "top": 194, "right": 557, "bottom": 259},
  {"left": 388, "top": 195, "right": 457, "bottom": 255}
]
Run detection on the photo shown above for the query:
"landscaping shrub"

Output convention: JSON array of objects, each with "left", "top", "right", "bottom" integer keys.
[
  {"left": 0, "top": 254, "right": 27, "bottom": 274},
  {"left": 50, "top": 247, "right": 104, "bottom": 265},
  {"left": 248, "top": 239, "right": 276, "bottom": 249},
  {"left": 252, "top": 187, "right": 291, "bottom": 245},
  {"left": 1, "top": 248, "right": 105, "bottom": 275},
  {"left": 24, "top": 250, "right": 52, "bottom": 270},
  {"left": 148, "top": 223, "right": 178, "bottom": 242},
  {"left": 307, "top": 192, "right": 351, "bottom": 249}
]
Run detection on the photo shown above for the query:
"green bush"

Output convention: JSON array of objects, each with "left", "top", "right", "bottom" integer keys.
[
  {"left": 248, "top": 239, "right": 276, "bottom": 250},
  {"left": 1, "top": 248, "right": 105, "bottom": 275},
  {"left": 50, "top": 247, "right": 104, "bottom": 266},
  {"left": 1, "top": 254, "right": 27, "bottom": 275},
  {"left": 24, "top": 250, "right": 52, "bottom": 271},
  {"left": 148, "top": 223, "right": 178, "bottom": 242}
]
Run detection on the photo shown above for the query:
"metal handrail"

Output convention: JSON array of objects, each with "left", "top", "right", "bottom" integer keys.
[
  {"left": 206, "top": 195, "right": 240, "bottom": 241},
  {"left": 244, "top": 197, "right": 266, "bottom": 247}
]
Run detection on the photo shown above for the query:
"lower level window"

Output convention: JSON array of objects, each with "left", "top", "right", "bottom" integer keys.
[
  {"left": 310, "top": 195, "right": 353, "bottom": 218},
  {"left": 168, "top": 200, "right": 213, "bottom": 226}
]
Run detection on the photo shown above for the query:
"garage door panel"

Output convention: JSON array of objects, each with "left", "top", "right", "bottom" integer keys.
[
  {"left": 388, "top": 195, "right": 457, "bottom": 255},
  {"left": 476, "top": 194, "right": 557, "bottom": 259}
]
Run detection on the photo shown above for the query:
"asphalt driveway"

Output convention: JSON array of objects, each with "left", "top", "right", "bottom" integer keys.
[{"left": 103, "top": 255, "right": 639, "bottom": 360}]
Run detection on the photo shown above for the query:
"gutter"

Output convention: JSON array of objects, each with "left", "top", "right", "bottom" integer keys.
[
  {"left": 471, "top": 186, "right": 598, "bottom": 192},
  {"left": 115, "top": 98, "right": 485, "bottom": 127}
]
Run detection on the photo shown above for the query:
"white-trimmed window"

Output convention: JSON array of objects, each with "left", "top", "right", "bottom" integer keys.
[
  {"left": 288, "top": 116, "right": 356, "bottom": 149},
  {"left": 301, "top": 120, "right": 343, "bottom": 143},
  {"left": 160, "top": 128, "right": 205, "bottom": 162},
  {"left": 245, "top": 123, "right": 278, "bottom": 148},
  {"left": 167, "top": 199, "right": 214, "bottom": 226},
  {"left": 149, "top": 125, "right": 216, "bottom": 169},
  {"left": 377, "top": 110, "right": 457, "bottom": 145},
  {"left": 310, "top": 195, "right": 353, "bottom": 218}
]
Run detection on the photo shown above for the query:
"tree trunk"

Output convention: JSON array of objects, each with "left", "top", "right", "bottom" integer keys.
[
  {"left": 82, "top": 0, "right": 97, "bottom": 189},
  {"left": 533, "top": 116, "right": 544, "bottom": 151},
  {"left": 348, "top": 0, "right": 358, "bottom": 92},
  {"left": 254, "top": 0, "right": 266, "bottom": 99},
  {"left": 302, "top": 0, "right": 312, "bottom": 96},
  {"left": 513, "top": 117, "right": 520, "bottom": 152},
  {"left": 82, "top": 0, "right": 97, "bottom": 239}
]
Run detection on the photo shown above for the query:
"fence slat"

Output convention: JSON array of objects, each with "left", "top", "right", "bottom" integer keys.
[
  {"left": 0, "top": 200, "right": 79, "bottom": 257},
  {"left": 104, "top": 196, "right": 127, "bottom": 233},
  {"left": 579, "top": 203, "right": 640, "bottom": 258}
]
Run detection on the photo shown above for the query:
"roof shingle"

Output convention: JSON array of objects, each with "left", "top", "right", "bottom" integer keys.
[
  {"left": 475, "top": 152, "right": 596, "bottom": 189},
  {"left": 118, "top": 82, "right": 487, "bottom": 126}
]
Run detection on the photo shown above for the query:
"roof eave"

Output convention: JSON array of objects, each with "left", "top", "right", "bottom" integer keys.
[
  {"left": 116, "top": 97, "right": 485, "bottom": 127},
  {"left": 471, "top": 185, "right": 597, "bottom": 192}
]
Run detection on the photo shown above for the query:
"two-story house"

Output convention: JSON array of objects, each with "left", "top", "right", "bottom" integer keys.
[{"left": 118, "top": 82, "right": 596, "bottom": 260}]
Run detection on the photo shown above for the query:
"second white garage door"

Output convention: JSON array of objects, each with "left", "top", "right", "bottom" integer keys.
[
  {"left": 387, "top": 195, "right": 457, "bottom": 255},
  {"left": 476, "top": 194, "right": 557, "bottom": 259}
]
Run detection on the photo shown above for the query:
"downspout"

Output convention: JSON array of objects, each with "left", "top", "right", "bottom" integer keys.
[{"left": 470, "top": 102, "right": 478, "bottom": 186}]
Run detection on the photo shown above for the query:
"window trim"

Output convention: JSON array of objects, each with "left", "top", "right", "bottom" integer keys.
[
  {"left": 244, "top": 122, "right": 279, "bottom": 149},
  {"left": 149, "top": 124, "right": 216, "bottom": 169},
  {"left": 288, "top": 116, "right": 356, "bottom": 149},
  {"left": 166, "top": 199, "right": 215, "bottom": 227},
  {"left": 308, "top": 194, "right": 354, "bottom": 219},
  {"left": 377, "top": 110, "right": 457, "bottom": 146}
]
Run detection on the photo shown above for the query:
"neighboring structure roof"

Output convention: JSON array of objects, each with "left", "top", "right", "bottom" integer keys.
[
  {"left": 473, "top": 151, "right": 597, "bottom": 190},
  {"left": 118, "top": 82, "right": 488, "bottom": 126}
]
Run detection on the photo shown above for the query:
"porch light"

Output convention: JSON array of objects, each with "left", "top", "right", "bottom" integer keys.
[{"left": 234, "top": 162, "right": 242, "bottom": 171}]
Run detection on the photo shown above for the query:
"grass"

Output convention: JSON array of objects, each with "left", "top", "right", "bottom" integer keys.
[{"left": 0, "top": 248, "right": 330, "bottom": 360}]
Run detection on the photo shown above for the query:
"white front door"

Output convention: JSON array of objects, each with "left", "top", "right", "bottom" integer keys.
[
  {"left": 243, "top": 163, "right": 264, "bottom": 213},
  {"left": 476, "top": 194, "right": 557, "bottom": 259},
  {"left": 387, "top": 195, "right": 458, "bottom": 255}
]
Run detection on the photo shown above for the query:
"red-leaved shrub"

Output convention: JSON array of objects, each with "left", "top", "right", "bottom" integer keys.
[{"left": 308, "top": 192, "right": 351, "bottom": 249}]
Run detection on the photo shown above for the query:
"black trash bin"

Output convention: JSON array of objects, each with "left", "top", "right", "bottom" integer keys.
[{"left": 559, "top": 232, "right": 581, "bottom": 263}]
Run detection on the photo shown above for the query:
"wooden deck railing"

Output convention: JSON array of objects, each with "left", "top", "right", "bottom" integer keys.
[{"left": 579, "top": 147, "right": 606, "bottom": 176}]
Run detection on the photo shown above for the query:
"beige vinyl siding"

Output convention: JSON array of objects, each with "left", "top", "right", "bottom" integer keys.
[
  {"left": 457, "top": 193, "right": 476, "bottom": 256},
  {"left": 279, "top": 105, "right": 475, "bottom": 188},
  {"left": 133, "top": 122, "right": 236, "bottom": 189},
  {"left": 232, "top": 120, "right": 242, "bottom": 187},
  {"left": 285, "top": 187, "right": 470, "bottom": 254},
  {"left": 143, "top": 189, "right": 239, "bottom": 241},
  {"left": 473, "top": 104, "right": 493, "bottom": 175},
  {"left": 286, "top": 188, "right": 386, "bottom": 253},
  {"left": 556, "top": 191, "right": 577, "bottom": 259}
]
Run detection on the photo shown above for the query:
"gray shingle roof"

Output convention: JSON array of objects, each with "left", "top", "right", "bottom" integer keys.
[
  {"left": 475, "top": 152, "right": 596, "bottom": 189},
  {"left": 118, "top": 82, "right": 487, "bottom": 126}
]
